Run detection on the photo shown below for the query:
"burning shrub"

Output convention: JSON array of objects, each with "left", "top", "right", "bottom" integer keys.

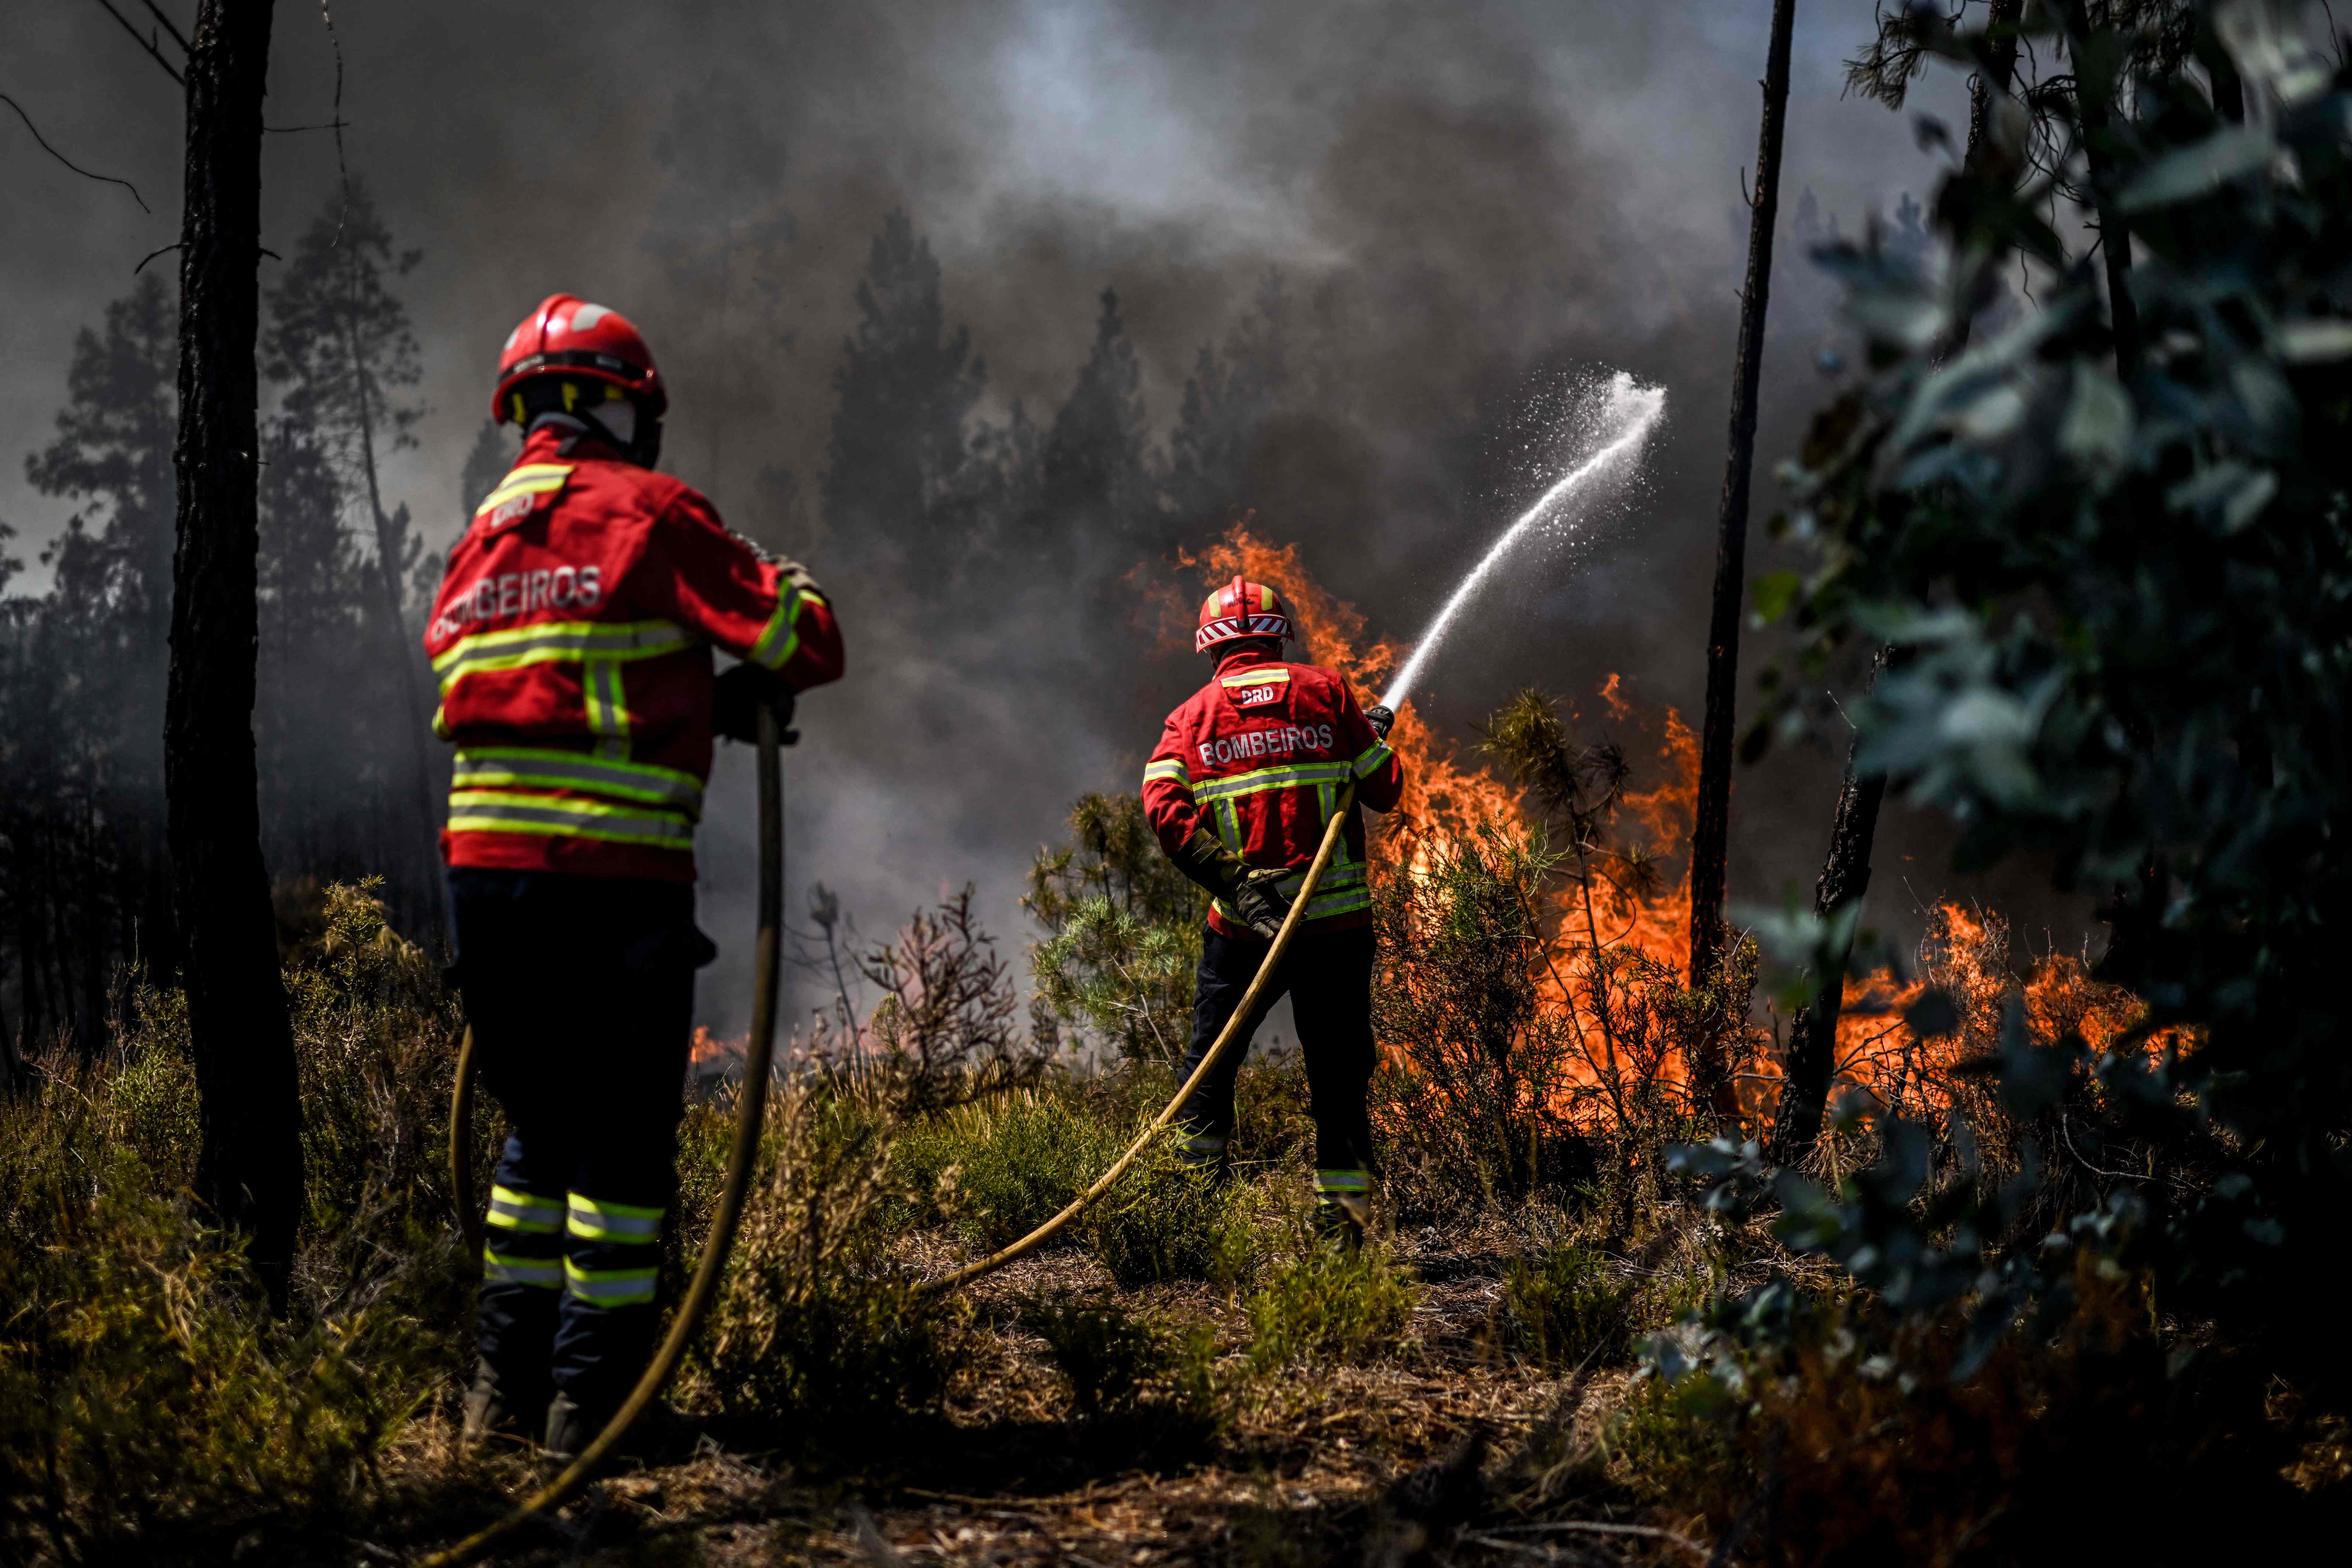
[{"left": 1371, "top": 821, "right": 1585, "bottom": 1213}]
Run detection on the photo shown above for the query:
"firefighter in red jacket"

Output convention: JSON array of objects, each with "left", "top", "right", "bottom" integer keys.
[
  {"left": 427, "top": 294, "right": 843, "bottom": 1454},
  {"left": 1141, "top": 578, "right": 1403, "bottom": 1245}
]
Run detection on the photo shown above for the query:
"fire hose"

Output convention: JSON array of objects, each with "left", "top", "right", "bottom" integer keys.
[
  {"left": 431, "top": 734, "right": 1356, "bottom": 1555},
  {"left": 423, "top": 700, "right": 786, "bottom": 1568}
]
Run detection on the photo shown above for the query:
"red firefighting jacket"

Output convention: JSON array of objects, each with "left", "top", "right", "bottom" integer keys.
[
  {"left": 423, "top": 426, "right": 844, "bottom": 882},
  {"left": 1141, "top": 646, "right": 1404, "bottom": 939}
]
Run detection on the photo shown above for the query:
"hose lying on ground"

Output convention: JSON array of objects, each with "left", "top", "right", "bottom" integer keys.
[
  {"left": 914, "top": 779, "right": 1359, "bottom": 1299},
  {"left": 423, "top": 703, "right": 787, "bottom": 1568}
]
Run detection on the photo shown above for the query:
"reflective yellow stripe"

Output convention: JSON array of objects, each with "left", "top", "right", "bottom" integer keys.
[
  {"left": 564, "top": 1258, "right": 659, "bottom": 1306},
  {"left": 446, "top": 789, "right": 695, "bottom": 850},
  {"left": 748, "top": 585, "right": 805, "bottom": 670},
  {"left": 474, "top": 463, "right": 574, "bottom": 518},
  {"left": 1213, "top": 858, "right": 1370, "bottom": 925},
  {"left": 1218, "top": 667, "right": 1291, "bottom": 687},
  {"left": 431, "top": 618, "right": 694, "bottom": 689},
  {"left": 1142, "top": 758, "right": 1191, "bottom": 791},
  {"left": 1352, "top": 740, "right": 1393, "bottom": 779},
  {"left": 487, "top": 1185, "right": 565, "bottom": 1234},
  {"left": 567, "top": 1193, "right": 665, "bottom": 1242},
  {"left": 582, "top": 658, "right": 630, "bottom": 759},
  {"left": 1193, "top": 762, "right": 1352, "bottom": 802},
  {"left": 452, "top": 748, "right": 703, "bottom": 817},
  {"left": 483, "top": 1249, "right": 564, "bottom": 1289}
]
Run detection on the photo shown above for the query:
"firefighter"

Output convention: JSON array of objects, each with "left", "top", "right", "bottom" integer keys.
[
  {"left": 1140, "top": 577, "right": 1403, "bottom": 1246},
  {"left": 427, "top": 294, "right": 843, "bottom": 1456}
]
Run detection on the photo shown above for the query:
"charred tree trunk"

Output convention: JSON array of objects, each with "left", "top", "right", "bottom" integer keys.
[
  {"left": 166, "top": 0, "right": 302, "bottom": 1302},
  {"left": 1687, "top": 0, "right": 1797, "bottom": 1121},
  {"left": 1769, "top": 653, "right": 1887, "bottom": 1163}
]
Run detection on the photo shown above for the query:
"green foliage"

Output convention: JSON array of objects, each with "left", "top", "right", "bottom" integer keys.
[
  {"left": 1746, "top": 0, "right": 2352, "bottom": 1376},
  {"left": 1026, "top": 793, "right": 1207, "bottom": 1064},
  {"left": 1500, "top": 1242, "right": 1638, "bottom": 1369},
  {"left": 1244, "top": 1247, "right": 1417, "bottom": 1370},
  {"left": 1021, "top": 1294, "right": 1207, "bottom": 1413},
  {"left": 1084, "top": 1133, "right": 1261, "bottom": 1288},
  {"left": 1604, "top": 1372, "right": 1746, "bottom": 1506},
  {"left": 0, "top": 882, "right": 471, "bottom": 1563},
  {"left": 892, "top": 1084, "right": 1127, "bottom": 1250},
  {"left": 692, "top": 1086, "right": 960, "bottom": 1435}
]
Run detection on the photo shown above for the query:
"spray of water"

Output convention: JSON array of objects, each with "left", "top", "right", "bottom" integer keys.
[{"left": 1379, "top": 372, "right": 1668, "bottom": 712}]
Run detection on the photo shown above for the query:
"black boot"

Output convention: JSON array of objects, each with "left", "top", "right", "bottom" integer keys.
[
  {"left": 461, "top": 1357, "right": 549, "bottom": 1445},
  {"left": 1316, "top": 1192, "right": 1368, "bottom": 1252},
  {"left": 542, "top": 1390, "right": 696, "bottom": 1465}
]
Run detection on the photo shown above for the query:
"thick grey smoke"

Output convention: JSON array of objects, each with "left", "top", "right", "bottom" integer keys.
[{"left": 4, "top": 2, "right": 2082, "bottom": 1036}]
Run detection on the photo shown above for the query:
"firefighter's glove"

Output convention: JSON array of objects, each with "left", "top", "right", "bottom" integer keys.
[
  {"left": 1169, "top": 828, "right": 1254, "bottom": 900},
  {"left": 714, "top": 663, "right": 798, "bottom": 745},
  {"left": 1364, "top": 704, "right": 1395, "bottom": 740},
  {"left": 1231, "top": 869, "right": 1296, "bottom": 941}
]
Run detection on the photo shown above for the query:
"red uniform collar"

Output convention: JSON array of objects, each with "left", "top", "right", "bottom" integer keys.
[{"left": 1213, "top": 645, "right": 1284, "bottom": 676}]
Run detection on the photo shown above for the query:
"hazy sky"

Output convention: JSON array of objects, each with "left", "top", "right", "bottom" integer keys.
[{"left": 7, "top": 2, "right": 2086, "bottom": 1034}]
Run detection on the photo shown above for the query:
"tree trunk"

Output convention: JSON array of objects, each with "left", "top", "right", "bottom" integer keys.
[
  {"left": 1964, "top": 0, "right": 2025, "bottom": 163},
  {"left": 1769, "top": 653, "right": 1887, "bottom": 1162},
  {"left": 1769, "top": 6, "right": 2026, "bottom": 1163},
  {"left": 2063, "top": 1, "right": 2142, "bottom": 376},
  {"left": 167, "top": 0, "right": 302, "bottom": 1303},
  {"left": 1687, "top": 0, "right": 1797, "bottom": 1121}
]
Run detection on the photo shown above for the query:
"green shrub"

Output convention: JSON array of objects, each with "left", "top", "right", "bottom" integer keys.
[
  {"left": 692, "top": 1086, "right": 960, "bottom": 1437},
  {"left": 1021, "top": 1293, "right": 1224, "bottom": 1449},
  {"left": 0, "top": 885, "right": 473, "bottom": 1563},
  {"left": 1500, "top": 1242, "right": 1637, "bottom": 1368},
  {"left": 1084, "top": 1132, "right": 1260, "bottom": 1288},
  {"left": 1244, "top": 1247, "right": 1417, "bottom": 1370},
  {"left": 1604, "top": 1370, "right": 1746, "bottom": 1505},
  {"left": 892, "top": 1085, "right": 1126, "bottom": 1250}
]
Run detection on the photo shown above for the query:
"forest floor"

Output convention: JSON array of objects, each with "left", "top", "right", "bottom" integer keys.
[{"left": 383, "top": 1225, "right": 1682, "bottom": 1568}]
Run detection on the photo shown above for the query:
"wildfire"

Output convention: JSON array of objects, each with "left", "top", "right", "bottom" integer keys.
[
  {"left": 689, "top": 1025, "right": 747, "bottom": 1070},
  {"left": 1180, "top": 522, "right": 2163, "bottom": 1134}
]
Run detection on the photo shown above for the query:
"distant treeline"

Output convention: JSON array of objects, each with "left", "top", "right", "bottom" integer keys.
[{"left": 2, "top": 192, "right": 1312, "bottom": 1064}]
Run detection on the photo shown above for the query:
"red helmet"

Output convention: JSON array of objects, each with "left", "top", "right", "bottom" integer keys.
[
  {"left": 1195, "top": 576, "right": 1294, "bottom": 653},
  {"left": 492, "top": 294, "right": 666, "bottom": 424}
]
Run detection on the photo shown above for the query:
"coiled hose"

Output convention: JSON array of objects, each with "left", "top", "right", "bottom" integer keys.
[
  {"left": 423, "top": 702, "right": 786, "bottom": 1567},
  {"left": 913, "top": 779, "right": 1357, "bottom": 1297}
]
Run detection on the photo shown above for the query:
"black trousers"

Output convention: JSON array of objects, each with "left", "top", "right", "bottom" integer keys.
[
  {"left": 449, "top": 869, "right": 711, "bottom": 1417},
  {"left": 1176, "top": 923, "right": 1378, "bottom": 1198}
]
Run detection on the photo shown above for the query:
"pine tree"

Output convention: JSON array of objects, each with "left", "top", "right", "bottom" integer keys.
[
  {"left": 1166, "top": 272, "right": 1292, "bottom": 526},
  {"left": 1030, "top": 287, "right": 1155, "bottom": 572},
  {"left": 821, "top": 209, "right": 986, "bottom": 586},
  {"left": 25, "top": 272, "right": 180, "bottom": 782},
  {"left": 261, "top": 178, "right": 441, "bottom": 924}
]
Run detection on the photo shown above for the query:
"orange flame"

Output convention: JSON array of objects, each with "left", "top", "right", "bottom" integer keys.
[
  {"left": 1175, "top": 521, "right": 2165, "bottom": 1133},
  {"left": 689, "top": 1025, "right": 747, "bottom": 1069}
]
